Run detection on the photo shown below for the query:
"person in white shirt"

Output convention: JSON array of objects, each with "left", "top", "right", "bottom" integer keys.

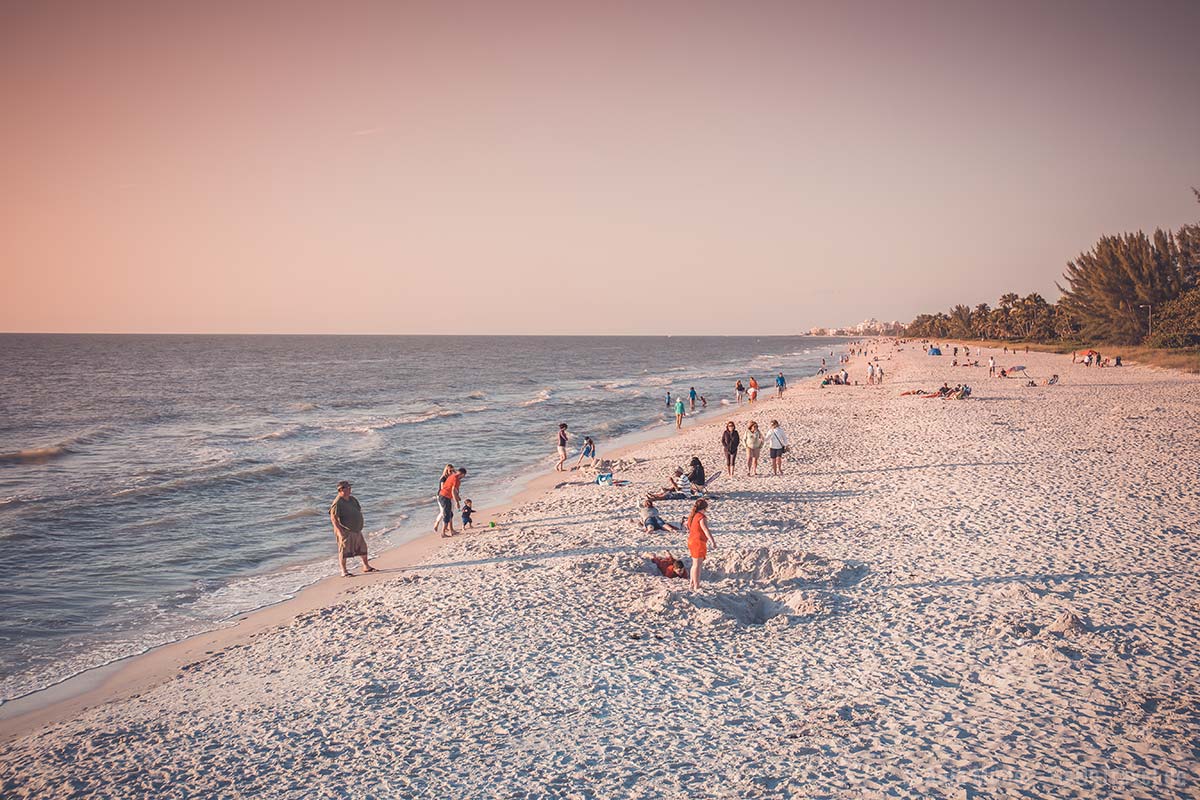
[{"left": 767, "top": 420, "right": 789, "bottom": 476}]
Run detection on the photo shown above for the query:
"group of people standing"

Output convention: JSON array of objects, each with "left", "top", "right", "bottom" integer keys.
[
  {"left": 721, "top": 419, "right": 788, "bottom": 477},
  {"left": 734, "top": 373, "right": 786, "bottom": 406}
]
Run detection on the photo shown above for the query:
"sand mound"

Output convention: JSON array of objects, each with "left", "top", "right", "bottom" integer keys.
[
  {"left": 1047, "top": 609, "right": 1090, "bottom": 637},
  {"left": 633, "top": 587, "right": 831, "bottom": 627},
  {"left": 705, "top": 547, "right": 865, "bottom": 586},
  {"left": 628, "top": 549, "right": 846, "bottom": 627}
]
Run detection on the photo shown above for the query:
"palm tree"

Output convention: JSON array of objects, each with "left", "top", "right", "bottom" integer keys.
[
  {"left": 949, "top": 304, "right": 973, "bottom": 337},
  {"left": 1058, "top": 229, "right": 1187, "bottom": 343}
]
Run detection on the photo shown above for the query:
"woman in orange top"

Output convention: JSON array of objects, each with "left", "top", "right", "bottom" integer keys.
[{"left": 685, "top": 498, "right": 716, "bottom": 589}]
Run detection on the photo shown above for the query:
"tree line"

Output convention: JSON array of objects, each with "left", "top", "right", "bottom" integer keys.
[{"left": 905, "top": 190, "right": 1200, "bottom": 347}]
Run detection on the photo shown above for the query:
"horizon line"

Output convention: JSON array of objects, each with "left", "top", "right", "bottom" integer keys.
[{"left": 0, "top": 330, "right": 870, "bottom": 338}]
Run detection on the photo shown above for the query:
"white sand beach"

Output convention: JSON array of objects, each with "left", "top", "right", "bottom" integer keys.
[{"left": 3, "top": 343, "right": 1199, "bottom": 799}]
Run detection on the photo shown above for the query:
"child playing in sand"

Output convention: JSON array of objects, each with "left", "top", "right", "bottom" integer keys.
[
  {"left": 573, "top": 436, "right": 597, "bottom": 470},
  {"left": 686, "top": 498, "right": 716, "bottom": 589},
  {"left": 461, "top": 499, "right": 475, "bottom": 529}
]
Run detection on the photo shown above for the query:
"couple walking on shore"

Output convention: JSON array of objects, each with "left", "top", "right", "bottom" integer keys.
[{"left": 721, "top": 419, "right": 789, "bottom": 477}]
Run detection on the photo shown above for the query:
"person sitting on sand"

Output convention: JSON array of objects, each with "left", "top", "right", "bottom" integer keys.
[
  {"left": 639, "top": 498, "right": 679, "bottom": 533},
  {"left": 686, "top": 498, "right": 716, "bottom": 589},
  {"left": 330, "top": 481, "right": 377, "bottom": 578},
  {"left": 686, "top": 457, "right": 706, "bottom": 496},
  {"left": 647, "top": 467, "right": 688, "bottom": 501}
]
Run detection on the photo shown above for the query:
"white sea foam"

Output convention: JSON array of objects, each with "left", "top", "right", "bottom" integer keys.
[
  {"left": 113, "top": 464, "right": 285, "bottom": 498},
  {"left": 519, "top": 389, "right": 553, "bottom": 407}
]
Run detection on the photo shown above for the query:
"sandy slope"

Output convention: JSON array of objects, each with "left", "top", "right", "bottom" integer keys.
[{"left": 2, "top": 343, "right": 1199, "bottom": 799}]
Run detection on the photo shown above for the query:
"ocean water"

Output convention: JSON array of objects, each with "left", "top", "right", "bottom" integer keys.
[{"left": 0, "top": 334, "right": 843, "bottom": 703}]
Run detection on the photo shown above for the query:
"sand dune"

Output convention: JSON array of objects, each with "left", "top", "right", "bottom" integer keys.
[{"left": 2, "top": 342, "right": 1198, "bottom": 799}]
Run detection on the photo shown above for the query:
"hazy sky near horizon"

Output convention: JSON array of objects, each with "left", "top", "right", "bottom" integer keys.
[{"left": 3, "top": 0, "right": 1198, "bottom": 335}]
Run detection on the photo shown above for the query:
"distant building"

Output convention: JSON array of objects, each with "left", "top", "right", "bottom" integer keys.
[{"left": 806, "top": 319, "right": 904, "bottom": 337}]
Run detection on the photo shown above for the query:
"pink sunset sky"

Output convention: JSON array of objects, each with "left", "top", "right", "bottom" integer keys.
[{"left": 2, "top": 0, "right": 1198, "bottom": 335}]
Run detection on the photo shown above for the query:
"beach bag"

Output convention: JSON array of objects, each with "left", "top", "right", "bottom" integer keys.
[{"left": 596, "top": 473, "right": 614, "bottom": 485}]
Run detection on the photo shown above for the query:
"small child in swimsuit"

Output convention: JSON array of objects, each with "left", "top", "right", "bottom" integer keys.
[{"left": 461, "top": 499, "right": 475, "bottom": 528}]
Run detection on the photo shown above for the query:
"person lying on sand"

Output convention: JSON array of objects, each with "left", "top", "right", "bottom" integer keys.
[
  {"left": 651, "top": 552, "right": 689, "bottom": 579},
  {"left": 639, "top": 498, "right": 679, "bottom": 532}
]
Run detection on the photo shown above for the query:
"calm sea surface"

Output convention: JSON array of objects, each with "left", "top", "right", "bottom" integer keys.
[{"left": 0, "top": 334, "right": 843, "bottom": 702}]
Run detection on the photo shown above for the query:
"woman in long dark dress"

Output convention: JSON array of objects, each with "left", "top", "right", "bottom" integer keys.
[{"left": 721, "top": 422, "right": 740, "bottom": 477}]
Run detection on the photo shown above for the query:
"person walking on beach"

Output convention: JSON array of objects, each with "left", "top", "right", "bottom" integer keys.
[
  {"left": 877, "top": 365, "right": 885, "bottom": 384},
  {"left": 433, "top": 463, "right": 454, "bottom": 531},
  {"left": 776, "top": 372, "right": 786, "bottom": 397},
  {"left": 744, "top": 420, "right": 763, "bottom": 476},
  {"left": 989, "top": 356, "right": 996, "bottom": 377},
  {"left": 721, "top": 422, "right": 740, "bottom": 477},
  {"left": 686, "top": 498, "right": 716, "bottom": 590},
  {"left": 674, "top": 395, "right": 686, "bottom": 429},
  {"left": 748, "top": 376, "right": 759, "bottom": 403},
  {"left": 819, "top": 357, "right": 826, "bottom": 375},
  {"left": 867, "top": 362, "right": 875, "bottom": 385},
  {"left": 330, "top": 481, "right": 376, "bottom": 577},
  {"left": 767, "top": 420, "right": 788, "bottom": 476},
  {"left": 735, "top": 380, "right": 745, "bottom": 405},
  {"left": 666, "top": 390, "right": 672, "bottom": 408},
  {"left": 689, "top": 386, "right": 698, "bottom": 411},
  {"left": 438, "top": 467, "right": 466, "bottom": 537},
  {"left": 556, "top": 423, "right": 570, "bottom": 471}
]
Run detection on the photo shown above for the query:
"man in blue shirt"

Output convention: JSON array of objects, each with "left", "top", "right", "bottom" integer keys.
[
  {"left": 776, "top": 372, "right": 786, "bottom": 397},
  {"left": 688, "top": 386, "right": 698, "bottom": 411}
]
